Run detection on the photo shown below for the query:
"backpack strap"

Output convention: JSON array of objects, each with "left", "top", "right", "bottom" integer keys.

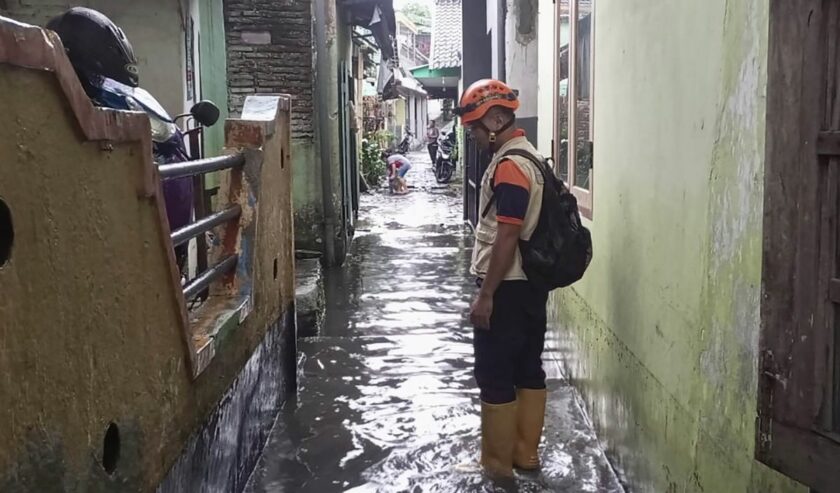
[
  {"left": 480, "top": 149, "right": 546, "bottom": 218},
  {"left": 481, "top": 184, "right": 497, "bottom": 218}
]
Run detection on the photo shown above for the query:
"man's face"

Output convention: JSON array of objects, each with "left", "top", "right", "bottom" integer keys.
[
  {"left": 466, "top": 121, "right": 491, "bottom": 150},
  {"left": 466, "top": 110, "right": 510, "bottom": 150}
]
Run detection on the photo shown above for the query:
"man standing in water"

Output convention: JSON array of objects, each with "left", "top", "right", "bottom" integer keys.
[{"left": 455, "top": 79, "right": 548, "bottom": 478}]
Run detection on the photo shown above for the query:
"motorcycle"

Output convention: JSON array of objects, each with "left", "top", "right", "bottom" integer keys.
[
  {"left": 89, "top": 77, "right": 220, "bottom": 273},
  {"left": 397, "top": 129, "right": 413, "bottom": 155},
  {"left": 434, "top": 127, "right": 457, "bottom": 184}
]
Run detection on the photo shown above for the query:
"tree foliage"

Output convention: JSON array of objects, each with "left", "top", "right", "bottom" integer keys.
[{"left": 400, "top": 2, "right": 432, "bottom": 29}]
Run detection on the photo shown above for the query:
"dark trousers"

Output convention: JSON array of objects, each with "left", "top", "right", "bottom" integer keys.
[
  {"left": 427, "top": 143, "right": 438, "bottom": 164},
  {"left": 473, "top": 280, "right": 549, "bottom": 404}
]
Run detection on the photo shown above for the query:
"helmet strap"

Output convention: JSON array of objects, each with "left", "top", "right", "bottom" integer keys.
[{"left": 477, "top": 116, "right": 515, "bottom": 153}]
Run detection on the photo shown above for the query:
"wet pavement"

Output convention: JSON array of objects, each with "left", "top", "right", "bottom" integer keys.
[{"left": 245, "top": 152, "right": 624, "bottom": 493}]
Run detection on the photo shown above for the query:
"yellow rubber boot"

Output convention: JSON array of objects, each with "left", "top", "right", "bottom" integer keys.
[
  {"left": 480, "top": 400, "right": 518, "bottom": 478},
  {"left": 513, "top": 388, "right": 547, "bottom": 470}
]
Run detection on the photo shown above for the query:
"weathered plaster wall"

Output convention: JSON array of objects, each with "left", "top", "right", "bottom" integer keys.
[
  {"left": 291, "top": 140, "right": 323, "bottom": 251},
  {"left": 547, "top": 1, "right": 806, "bottom": 491},
  {"left": 199, "top": 0, "right": 229, "bottom": 157},
  {"left": 0, "top": 53, "right": 295, "bottom": 490},
  {"left": 1, "top": 0, "right": 186, "bottom": 116}
]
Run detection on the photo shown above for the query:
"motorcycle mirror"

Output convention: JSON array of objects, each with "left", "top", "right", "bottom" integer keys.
[{"left": 190, "top": 100, "right": 220, "bottom": 127}]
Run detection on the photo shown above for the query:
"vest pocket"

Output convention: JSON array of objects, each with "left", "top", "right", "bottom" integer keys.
[{"left": 475, "top": 225, "right": 496, "bottom": 245}]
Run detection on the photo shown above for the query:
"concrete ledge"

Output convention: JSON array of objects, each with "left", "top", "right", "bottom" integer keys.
[{"left": 295, "top": 256, "right": 324, "bottom": 337}]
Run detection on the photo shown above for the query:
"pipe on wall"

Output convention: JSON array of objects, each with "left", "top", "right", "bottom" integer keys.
[{"left": 313, "top": 0, "right": 337, "bottom": 266}]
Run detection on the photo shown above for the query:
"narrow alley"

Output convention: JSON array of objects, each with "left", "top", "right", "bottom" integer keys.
[
  {"left": 245, "top": 153, "right": 623, "bottom": 492},
  {"left": 5, "top": 0, "right": 840, "bottom": 490}
]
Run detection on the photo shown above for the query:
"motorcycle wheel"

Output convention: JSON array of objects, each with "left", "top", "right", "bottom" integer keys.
[{"left": 435, "top": 163, "right": 454, "bottom": 184}]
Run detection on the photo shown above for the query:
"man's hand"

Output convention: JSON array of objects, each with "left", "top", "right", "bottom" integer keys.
[
  {"left": 470, "top": 291, "right": 494, "bottom": 330},
  {"left": 470, "top": 222, "right": 520, "bottom": 330}
]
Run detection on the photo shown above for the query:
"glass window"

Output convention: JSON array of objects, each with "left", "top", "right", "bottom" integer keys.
[
  {"left": 555, "top": 0, "right": 594, "bottom": 217},
  {"left": 555, "top": 0, "right": 571, "bottom": 182},
  {"left": 574, "top": 0, "right": 593, "bottom": 191}
]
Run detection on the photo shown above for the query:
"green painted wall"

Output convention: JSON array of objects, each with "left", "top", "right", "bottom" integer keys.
[
  {"left": 199, "top": 0, "right": 228, "bottom": 158},
  {"left": 292, "top": 139, "right": 323, "bottom": 251},
  {"left": 547, "top": 1, "right": 806, "bottom": 492}
]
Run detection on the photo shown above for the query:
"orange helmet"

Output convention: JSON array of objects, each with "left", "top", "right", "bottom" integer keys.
[{"left": 455, "top": 79, "right": 519, "bottom": 126}]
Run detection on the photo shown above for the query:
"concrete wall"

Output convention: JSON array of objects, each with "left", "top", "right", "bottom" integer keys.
[
  {"left": 404, "top": 92, "right": 429, "bottom": 149},
  {"left": 487, "top": 0, "right": 505, "bottom": 80},
  {"left": 535, "top": 0, "right": 554, "bottom": 156},
  {"left": 505, "top": 0, "right": 538, "bottom": 142},
  {"left": 1, "top": 0, "right": 229, "bottom": 141},
  {"left": 544, "top": 1, "right": 806, "bottom": 491},
  {"left": 0, "top": 22, "right": 295, "bottom": 489}
]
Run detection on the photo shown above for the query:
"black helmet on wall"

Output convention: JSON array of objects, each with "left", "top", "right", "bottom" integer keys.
[{"left": 46, "top": 7, "right": 139, "bottom": 88}]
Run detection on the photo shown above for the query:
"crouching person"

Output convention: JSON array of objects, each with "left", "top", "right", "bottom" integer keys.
[{"left": 385, "top": 152, "right": 412, "bottom": 195}]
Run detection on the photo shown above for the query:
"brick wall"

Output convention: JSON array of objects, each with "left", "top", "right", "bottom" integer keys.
[{"left": 224, "top": 0, "right": 314, "bottom": 140}]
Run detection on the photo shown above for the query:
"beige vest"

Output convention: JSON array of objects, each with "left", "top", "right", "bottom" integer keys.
[{"left": 470, "top": 136, "right": 545, "bottom": 281}]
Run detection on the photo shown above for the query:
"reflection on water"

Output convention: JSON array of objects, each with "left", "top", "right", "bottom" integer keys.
[{"left": 245, "top": 154, "right": 623, "bottom": 493}]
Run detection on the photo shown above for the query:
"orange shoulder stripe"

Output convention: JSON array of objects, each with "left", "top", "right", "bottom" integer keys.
[{"left": 494, "top": 160, "right": 531, "bottom": 191}]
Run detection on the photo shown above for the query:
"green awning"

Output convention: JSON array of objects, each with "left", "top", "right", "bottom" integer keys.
[
  {"left": 410, "top": 65, "right": 460, "bottom": 79},
  {"left": 409, "top": 64, "right": 460, "bottom": 98}
]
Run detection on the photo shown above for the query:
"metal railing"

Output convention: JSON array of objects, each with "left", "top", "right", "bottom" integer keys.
[
  {"left": 159, "top": 153, "right": 246, "bottom": 180},
  {"left": 161, "top": 152, "right": 245, "bottom": 303},
  {"left": 170, "top": 205, "right": 242, "bottom": 247},
  {"left": 183, "top": 254, "right": 239, "bottom": 300}
]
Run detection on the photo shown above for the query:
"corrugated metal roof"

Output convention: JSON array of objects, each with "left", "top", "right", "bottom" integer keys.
[{"left": 430, "top": 0, "right": 461, "bottom": 70}]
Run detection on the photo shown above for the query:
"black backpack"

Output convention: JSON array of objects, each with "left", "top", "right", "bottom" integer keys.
[{"left": 482, "top": 148, "right": 593, "bottom": 292}]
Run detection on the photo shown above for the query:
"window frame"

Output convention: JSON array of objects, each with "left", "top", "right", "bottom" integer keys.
[
  {"left": 554, "top": 0, "right": 595, "bottom": 219},
  {"left": 757, "top": 0, "right": 840, "bottom": 490},
  {"left": 552, "top": 1, "right": 569, "bottom": 183}
]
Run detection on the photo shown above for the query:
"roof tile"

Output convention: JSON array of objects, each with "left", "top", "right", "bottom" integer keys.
[{"left": 430, "top": 0, "right": 461, "bottom": 70}]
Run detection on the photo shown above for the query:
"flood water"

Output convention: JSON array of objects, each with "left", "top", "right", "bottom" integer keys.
[{"left": 245, "top": 153, "right": 624, "bottom": 493}]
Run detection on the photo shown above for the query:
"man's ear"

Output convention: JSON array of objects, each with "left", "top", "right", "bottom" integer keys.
[{"left": 488, "top": 110, "right": 505, "bottom": 130}]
